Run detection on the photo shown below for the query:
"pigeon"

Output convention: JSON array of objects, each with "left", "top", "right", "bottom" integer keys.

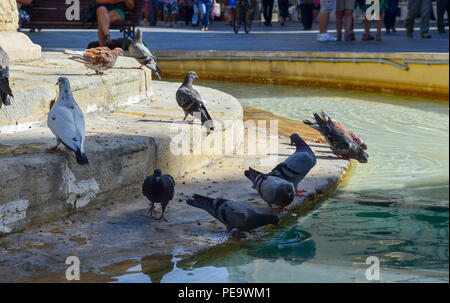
[
  {"left": 186, "top": 194, "right": 279, "bottom": 235},
  {"left": 176, "top": 71, "right": 215, "bottom": 132},
  {"left": 64, "top": 47, "right": 123, "bottom": 75},
  {"left": 142, "top": 169, "right": 175, "bottom": 222},
  {"left": 0, "top": 46, "right": 13, "bottom": 108},
  {"left": 244, "top": 167, "right": 295, "bottom": 210},
  {"left": 303, "top": 111, "right": 367, "bottom": 150},
  {"left": 312, "top": 112, "right": 369, "bottom": 163},
  {"left": 249, "top": 134, "right": 316, "bottom": 198},
  {"left": 47, "top": 77, "right": 89, "bottom": 165},
  {"left": 128, "top": 29, "right": 162, "bottom": 79}
]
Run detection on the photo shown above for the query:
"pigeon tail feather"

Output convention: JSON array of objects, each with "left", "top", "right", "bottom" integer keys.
[{"left": 75, "top": 149, "right": 89, "bottom": 165}]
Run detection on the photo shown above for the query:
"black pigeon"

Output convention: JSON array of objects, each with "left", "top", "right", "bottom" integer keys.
[
  {"left": 244, "top": 167, "right": 295, "bottom": 210},
  {"left": 250, "top": 134, "right": 316, "bottom": 198},
  {"left": 186, "top": 194, "right": 279, "bottom": 235},
  {"left": 312, "top": 112, "right": 369, "bottom": 163},
  {"left": 142, "top": 169, "right": 175, "bottom": 222},
  {"left": 176, "top": 71, "right": 214, "bottom": 132},
  {"left": 0, "top": 46, "right": 13, "bottom": 108}
]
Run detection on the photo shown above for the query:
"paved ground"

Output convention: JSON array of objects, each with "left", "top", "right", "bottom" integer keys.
[{"left": 23, "top": 20, "right": 449, "bottom": 53}]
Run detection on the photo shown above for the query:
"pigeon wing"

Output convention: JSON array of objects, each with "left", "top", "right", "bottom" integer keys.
[{"left": 176, "top": 86, "right": 202, "bottom": 114}]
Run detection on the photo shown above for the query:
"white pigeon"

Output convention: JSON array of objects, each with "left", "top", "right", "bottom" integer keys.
[
  {"left": 128, "top": 29, "right": 162, "bottom": 79},
  {"left": 47, "top": 77, "right": 89, "bottom": 165}
]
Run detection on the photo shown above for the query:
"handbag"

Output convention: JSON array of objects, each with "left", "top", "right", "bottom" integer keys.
[
  {"left": 212, "top": 3, "right": 221, "bottom": 17},
  {"left": 81, "top": 2, "right": 100, "bottom": 25}
]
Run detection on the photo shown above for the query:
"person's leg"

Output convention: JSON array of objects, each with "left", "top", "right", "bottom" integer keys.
[
  {"left": 96, "top": 6, "right": 109, "bottom": 45},
  {"left": 192, "top": 3, "right": 198, "bottom": 25},
  {"left": 376, "top": 12, "right": 383, "bottom": 40},
  {"left": 420, "top": 0, "right": 431, "bottom": 36},
  {"left": 437, "top": 0, "right": 448, "bottom": 32},
  {"left": 305, "top": 4, "right": 314, "bottom": 29},
  {"left": 405, "top": 0, "right": 419, "bottom": 35},
  {"left": 268, "top": 0, "right": 274, "bottom": 25},
  {"left": 343, "top": 9, "right": 352, "bottom": 37},
  {"left": 335, "top": 0, "right": 344, "bottom": 40}
]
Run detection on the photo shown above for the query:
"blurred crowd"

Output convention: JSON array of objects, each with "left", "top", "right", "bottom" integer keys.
[{"left": 16, "top": 0, "right": 449, "bottom": 41}]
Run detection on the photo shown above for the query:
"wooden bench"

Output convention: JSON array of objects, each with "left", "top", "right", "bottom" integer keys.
[{"left": 21, "top": 0, "right": 144, "bottom": 42}]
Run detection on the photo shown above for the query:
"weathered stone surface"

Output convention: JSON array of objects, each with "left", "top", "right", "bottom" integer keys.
[{"left": 0, "top": 0, "right": 19, "bottom": 31}]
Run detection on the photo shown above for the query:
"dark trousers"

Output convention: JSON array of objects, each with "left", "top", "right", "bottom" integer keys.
[
  {"left": 384, "top": 0, "right": 399, "bottom": 30},
  {"left": 300, "top": 3, "right": 314, "bottom": 30},
  {"left": 184, "top": 5, "right": 194, "bottom": 25},
  {"left": 148, "top": 0, "right": 159, "bottom": 25},
  {"left": 262, "top": 0, "right": 275, "bottom": 24},
  {"left": 437, "top": 0, "right": 449, "bottom": 31},
  {"left": 405, "top": 0, "right": 431, "bottom": 34}
]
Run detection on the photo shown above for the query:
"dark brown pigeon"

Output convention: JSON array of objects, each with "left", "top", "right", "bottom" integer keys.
[{"left": 142, "top": 169, "right": 175, "bottom": 222}]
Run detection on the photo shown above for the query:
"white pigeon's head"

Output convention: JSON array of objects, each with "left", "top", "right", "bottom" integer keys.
[{"left": 56, "top": 77, "right": 71, "bottom": 91}]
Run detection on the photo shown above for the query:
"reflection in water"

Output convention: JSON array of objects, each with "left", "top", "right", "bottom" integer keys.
[{"left": 119, "top": 81, "right": 449, "bottom": 282}]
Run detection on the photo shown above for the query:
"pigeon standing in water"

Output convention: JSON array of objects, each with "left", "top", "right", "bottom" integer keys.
[
  {"left": 186, "top": 194, "right": 279, "bottom": 236},
  {"left": 244, "top": 167, "right": 295, "bottom": 210},
  {"left": 0, "top": 46, "right": 13, "bottom": 108},
  {"left": 303, "top": 110, "right": 367, "bottom": 150},
  {"left": 248, "top": 134, "right": 316, "bottom": 198},
  {"left": 176, "top": 71, "right": 215, "bottom": 132},
  {"left": 142, "top": 169, "right": 175, "bottom": 222},
  {"left": 64, "top": 47, "right": 123, "bottom": 75},
  {"left": 128, "top": 29, "right": 162, "bottom": 79},
  {"left": 312, "top": 112, "right": 369, "bottom": 163},
  {"left": 47, "top": 77, "right": 89, "bottom": 165}
]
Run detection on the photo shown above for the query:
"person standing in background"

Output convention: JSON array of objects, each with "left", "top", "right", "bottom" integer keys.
[
  {"left": 335, "top": 0, "right": 355, "bottom": 41},
  {"left": 299, "top": 0, "right": 315, "bottom": 30},
  {"left": 405, "top": 0, "right": 432, "bottom": 38},
  {"left": 362, "top": 0, "right": 387, "bottom": 41},
  {"left": 147, "top": 0, "right": 159, "bottom": 25},
  {"left": 317, "top": 0, "right": 338, "bottom": 41},
  {"left": 278, "top": 0, "right": 291, "bottom": 26},
  {"left": 384, "top": 0, "right": 398, "bottom": 34},
  {"left": 192, "top": 0, "right": 200, "bottom": 26},
  {"left": 200, "top": 0, "right": 215, "bottom": 31},
  {"left": 437, "top": 0, "right": 449, "bottom": 33},
  {"left": 227, "top": 0, "right": 237, "bottom": 25},
  {"left": 312, "top": 0, "right": 321, "bottom": 22},
  {"left": 183, "top": 0, "right": 195, "bottom": 25},
  {"left": 262, "top": 0, "right": 275, "bottom": 26},
  {"left": 163, "top": 0, "right": 179, "bottom": 27}
]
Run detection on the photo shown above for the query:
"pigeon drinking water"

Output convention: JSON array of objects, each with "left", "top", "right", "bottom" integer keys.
[
  {"left": 303, "top": 110, "right": 367, "bottom": 150},
  {"left": 0, "top": 46, "right": 13, "bottom": 108},
  {"left": 47, "top": 77, "right": 89, "bottom": 165},
  {"left": 176, "top": 71, "right": 215, "bottom": 132},
  {"left": 64, "top": 47, "right": 123, "bottom": 75},
  {"left": 186, "top": 194, "right": 279, "bottom": 235},
  {"left": 142, "top": 169, "right": 175, "bottom": 222},
  {"left": 312, "top": 112, "right": 369, "bottom": 163},
  {"left": 128, "top": 29, "right": 162, "bottom": 79},
  {"left": 244, "top": 167, "right": 295, "bottom": 210}
]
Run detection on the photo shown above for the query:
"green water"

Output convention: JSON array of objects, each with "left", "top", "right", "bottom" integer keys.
[{"left": 120, "top": 81, "right": 449, "bottom": 282}]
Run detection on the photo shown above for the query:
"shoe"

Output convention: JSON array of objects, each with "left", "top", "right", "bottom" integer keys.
[
  {"left": 201, "top": 26, "right": 206, "bottom": 31},
  {"left": 205, "top": 27, "right": 208, "bottom": 31},
  {"left": 317, "top": 33, "right": 338, "bottom": 42},
  {"left": 421, "top": 32, "right": 432, "bottom": 39},
  {"left": 349, "top": 32, "right": 355, "bottom": 40},
  {"left": 386, "top": 28, "right": 390, "bottom": 34},
  {"left": 361, "top": 34, "right": 374, "bottom": 41},
  {"left": 376, "top": 34, "right": 381, "bottom": 41},
  {"left": 391, "top": 27, "right": 396, "bottom": 32},
  {"left": 344, "top": 34, "right": 352, "bottom": 41},
  {"left": 406, "top": 31, "right": 413, "bottom": 38}
]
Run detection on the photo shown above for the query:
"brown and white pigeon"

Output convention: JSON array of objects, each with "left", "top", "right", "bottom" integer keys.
[
  {"left": 303, "top": 110, "right": 367, "bottom": 150},
  {"left": 0, "top": 46, "right": 13, "bottom": 108},
  {"left": 64, "top": 47, "right": 123, "bottom": 75},
  {"left": 186, "top": 194, "right": 279, "bottom": 236},
  {"left": 142, "top": 169, "right": 175, "bottom": 222},
  {"left": 176, "top": 71, "right": 214, "bottom": 132},
  {"left": 312, "top": 112, "right": 369, "bottom": 163},
  {"left": 128, "top": 29, "right": 162, "bottom": 79},
  {"left": 244, "top": 167, "right": 295, "bottom": 210}
]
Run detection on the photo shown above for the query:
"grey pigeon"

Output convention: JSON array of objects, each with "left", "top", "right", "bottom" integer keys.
[
  {"left": 244, "top": 167, "right": 295, "bottom": 210},
  {"left": 312, "top": 112, "right": 368, "bottom": 163},
  {"left": 47, "top": 77, "right": 89, "bottom": 165},
  {"left": 176, "top": 71, "right": 215, "bottom": 132},
  {"left": 0, "top": 46, "right": 13, "bottom": 108},
  {"left": 128, "top": 29, "right": 162, "bottom": 79},
  {"left": 252, "top": 133, "right": 316, "bottom": 198},
  {"left": 303, "top": 110, "right": 367, "bottom": 150},
  {"left": 142, "top": 169, "right": 175, "bottom": 222},
  {"left": 186, "top": 194, "right": 279, "bottom": 235}
]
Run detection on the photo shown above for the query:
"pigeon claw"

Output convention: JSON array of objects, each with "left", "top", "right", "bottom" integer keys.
[{"left": 295, "top": 190, "right": 306, "bottom": 198}]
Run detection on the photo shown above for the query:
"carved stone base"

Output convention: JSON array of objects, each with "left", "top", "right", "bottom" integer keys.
[{"left": 0, "top": 31, "right": 41, "bottom": 62}]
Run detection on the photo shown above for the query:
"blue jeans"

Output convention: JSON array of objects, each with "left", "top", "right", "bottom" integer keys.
[
  {"left": 192, "top": 3, "right": 200, "bottom": 25},
  {"left": 384, "top": 0, "right": 399, "bottom": 30},
  {"left": 200, "top": 0, "right": 213, "bottom": 28}
]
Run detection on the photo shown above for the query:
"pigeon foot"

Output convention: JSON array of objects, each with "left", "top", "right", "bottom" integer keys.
[{"left": 295, "top": 190, "right": 306, "bottom": 198}]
